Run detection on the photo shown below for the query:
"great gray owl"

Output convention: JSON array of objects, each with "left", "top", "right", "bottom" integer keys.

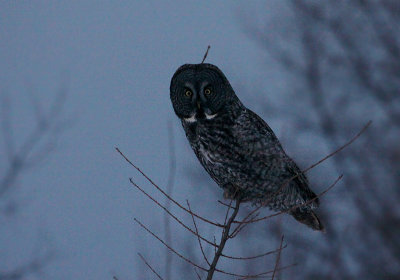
[{"left": 170, "top": 63, "right": 324, "bottom": 231}]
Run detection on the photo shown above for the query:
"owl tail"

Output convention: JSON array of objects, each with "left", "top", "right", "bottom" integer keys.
[{"left": 290, "top": 208, "right": 325, "bottom": 232}]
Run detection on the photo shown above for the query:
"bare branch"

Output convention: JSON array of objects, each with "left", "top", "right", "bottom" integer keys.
[
  {"left": 116, "top": 147, "right": 224, "bottom": 228},
  {"left": 138, "top": 253, "right": 165, "bottom": 280},
  {"left": 129, "top": 179, "right": 217, "bottom": 247},
  {"left": 298, "top": 121, "right": 371, "bottom": 176},
  {"left": 194, "top": 268, "right": 202, "bottom": 280},
  {"left": 217, "top": 200, "right": 235, "bottom": 208},
  {"left": 221, "top": 245, "right": 287, "bottom": 261},
  {"left": 271, "top": 236, "right": 284, "bottom": 280},
  {"left": 230, "top": 212, "right": 260, "bottom": 238},
  {"left": 223, "top": 199, "right": 234, "bottom": 226},
  {"left": 206, "top": 200, "right": 241, "bottom": 280},
  {"left": 201, "top": 45, "right": 211, "bottom": 64},
  {"left": 134, "top": 218, "right": 209, "bottom": 272},
  {"left": 187, "top": 200, "right": 210, "bottom": 266},
  {"left": 164, "top": 122, "right": 176, "bottom": 280},
  {"left": 235, "top": 263, "right": 298, "bottom": 280},
  {"left": 134, "top": 197, "right": 294, "bottom": 278},
  {"left": 213, "top": 236, "right": 217, "bottom": 255}
]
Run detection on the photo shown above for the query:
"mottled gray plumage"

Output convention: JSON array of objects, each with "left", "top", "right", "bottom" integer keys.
[{"left": 170, "top": 63, "right": 324, "bottom": 231}]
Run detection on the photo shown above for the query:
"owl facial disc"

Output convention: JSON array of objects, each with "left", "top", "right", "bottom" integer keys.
[{"left": 170, "top": 63, "right": 237, "bottom": 121}]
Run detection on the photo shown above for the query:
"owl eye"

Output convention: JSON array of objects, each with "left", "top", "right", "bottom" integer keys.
[
  {"left": 204, "top": 88, "right": 212, "bottom": 95},
  {"left": 184, "top": 89, "right": 192, "bottom": 97}
]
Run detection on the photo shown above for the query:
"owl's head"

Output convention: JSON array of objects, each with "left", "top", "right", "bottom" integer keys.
[{"left": 170, "top": 63, "right": 239, "bottom": 121}]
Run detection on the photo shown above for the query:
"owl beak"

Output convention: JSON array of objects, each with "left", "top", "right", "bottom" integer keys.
[{"left": 197, "top": 100, "right": 201, "bottom": 109}]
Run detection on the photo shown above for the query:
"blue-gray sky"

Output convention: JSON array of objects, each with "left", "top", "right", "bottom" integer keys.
[
  {"left": 1, "top": 1, "right": 290, "bottom": 279},
  {"left": 1, "top": 2, "right": 392, "bottom": 279}
]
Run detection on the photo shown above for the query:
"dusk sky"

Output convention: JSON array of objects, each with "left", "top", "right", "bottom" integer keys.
[
  {"left": 5, "top": 0, "right": 389, "bottom": 279},
  {"left": 7, "top": 0, "right": 400, "bottom": 278}
]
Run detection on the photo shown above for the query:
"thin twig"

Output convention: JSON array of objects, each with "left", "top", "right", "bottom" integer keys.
[
  {"left": 221, "top": 244, "right": 286, "bottom": 261},
  {"left": 296, "top": 121, "right": 371, "bottom": 177},
  {"left": 134, "top": 218, "right": 208, "bottom": 272},
  {"left": 164, "top": 122, "right": 176, "bottom": 280},
  {"left": 213, "top": 236, "right": 217, "bottom": 255},
  {"left": 230, "top": 212, "right": 260, "bottom": 238},
  {"left": 134, "top": 217, "right": 282, "bottom": 278},
  {"left": 138, "top": 253, "right": 165, "bottom": 280},
  {"left": 116, "top": 148, "right": 224, "bottom": 228},
  {"left": 194, "top": 268, "right": 202, "bottom": 280},
  {"left": 218, "top": 200, "right": 236, "bottom": 208},
  {"left": 236, "top": 263, "right": 298, "bottom": 279},
  {"left": 187, "top": 200, "right": 211, "bottom": 266},
  {"left": 223, "top": 199, "right": 234, "bottom": 225},
  {"left": 271, "top": 236, "right": 284, "bottom": 280},
  {"left": 129, "top": 179, "right": 218, "bottom": 247},
  {"left": 201, "top": 45, "right": 211, "bottom": 63}
]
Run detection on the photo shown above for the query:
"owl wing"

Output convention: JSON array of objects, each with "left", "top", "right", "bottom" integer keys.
[{"left": 233, "top": 108, "right": 318, "bottom": 207}]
